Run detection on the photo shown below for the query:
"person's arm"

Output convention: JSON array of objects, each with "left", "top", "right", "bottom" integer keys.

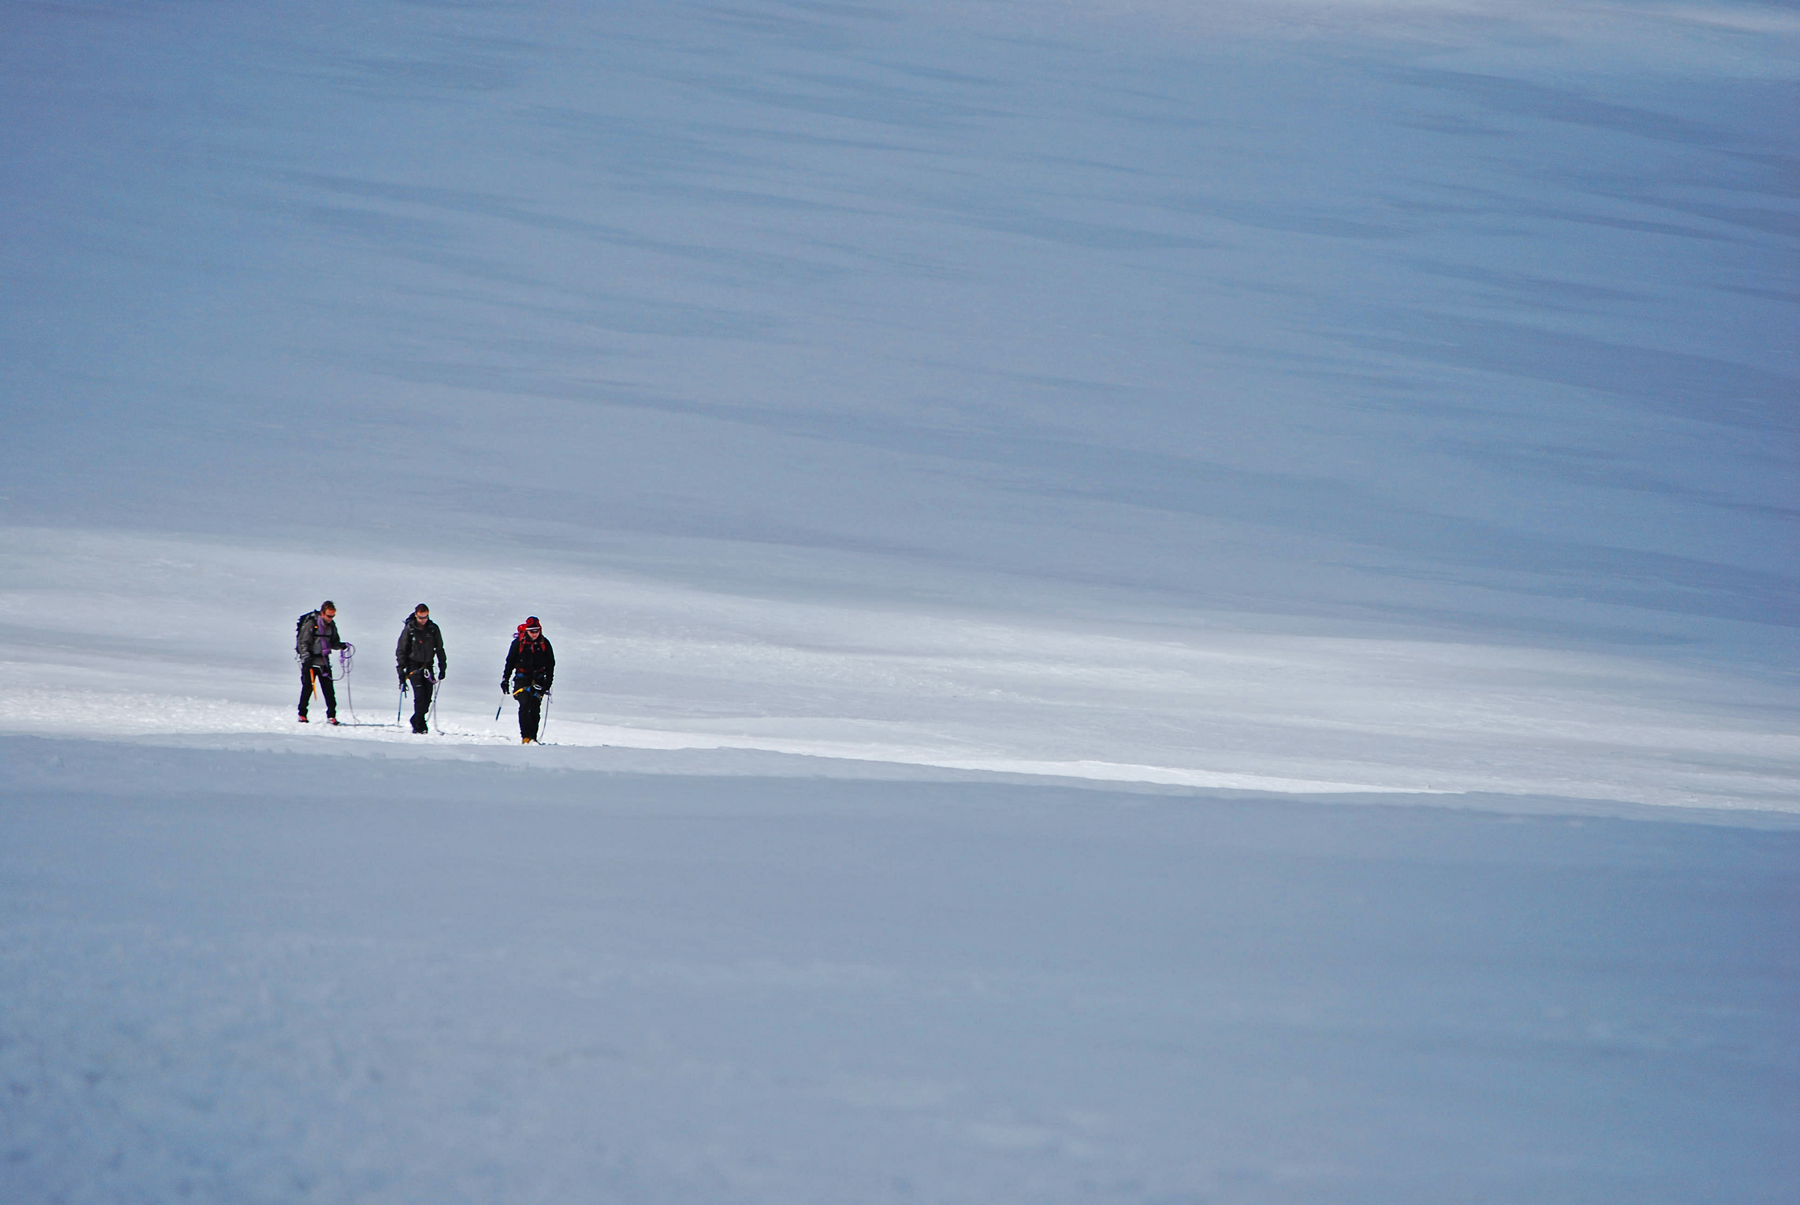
[
  {"left": 503, "top": 638, "right": 518, "bottom": 690},
  {"left": 396, "top": 626, "right": 411, "bottom": 679},
  {"left": 330, "top": 621, "right": 347, "bottom": 651},
  {"left": 297, "top": 615, "right": 314, "bottom": 658},
  {"left": 543, "top": 639, "right": 554, "bottom": 690},
  {"left": 435, "top": 624, "right": 448, "bottom": 676}
]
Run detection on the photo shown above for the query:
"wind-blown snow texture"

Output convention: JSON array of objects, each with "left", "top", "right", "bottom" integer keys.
[
  {"left": 2, "top": 0, "right": 1798, "bottom": 1200},
  {"left": 2, "top": 0, "right": 1796, "bottom": 806}
]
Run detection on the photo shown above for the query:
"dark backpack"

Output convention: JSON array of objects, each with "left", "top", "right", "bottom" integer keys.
[{"left": 296, "top": 611, "right": 317, "bottom": 658}]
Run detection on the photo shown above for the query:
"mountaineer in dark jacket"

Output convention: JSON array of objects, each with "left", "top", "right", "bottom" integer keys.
[
  {"left": 502, "top": 616, "right": 555, "bottom": 743},
  {"left": 296, "top": 601, "right": 348, "bottom": 724},
  {"left": 395, "top": 603, "right": 447, "bottom": 734}
]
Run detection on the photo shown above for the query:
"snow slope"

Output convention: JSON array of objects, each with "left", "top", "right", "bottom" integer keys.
[
  {"left": 5, "top": 736, "right": 1799, "bottom": 1204},
  {"left": 2, "top": 524, "right": 1794, "bottom": 809},
  {"left": 1, "top": 0, "right": 1798, "bottom": 1199},
  {"left": 3, "top": 0, "right": 1795, "bottom": 812}
]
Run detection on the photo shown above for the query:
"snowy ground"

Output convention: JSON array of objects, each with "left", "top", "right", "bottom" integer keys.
[
  {"left": 2, "top": 0, "right": 1797, "bottom": 1199},
  {"left": 2, "top": 525, "right": 1796, "bottom": 809},
  {"left": 5, "top": 736, "right": 1799, "bottom": 1204}
]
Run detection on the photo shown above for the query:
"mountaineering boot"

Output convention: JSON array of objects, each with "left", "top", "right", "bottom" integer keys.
[
  {"left": 298, "top": 714, "right": 309, "bottom": 723},
  {"left": 522, "top": 737, "right": 534, "bottom": 744},
  {"left": 326, "top": 717, "right": 340, "bottom": 726}
]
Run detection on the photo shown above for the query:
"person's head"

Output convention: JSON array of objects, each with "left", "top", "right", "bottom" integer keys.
[
  {"left": 524, "top": 616, "right": 541, "bottom": 636},
  {"left": 321, "top": 601, "right": 337, "bottom": 619},
  {"left": 414, "top": 604, "right": 430, "bottom": 624}
]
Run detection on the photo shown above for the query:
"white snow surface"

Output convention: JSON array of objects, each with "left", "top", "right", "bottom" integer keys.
[
  {"left": 2, "top": 0, "right": 1798, "bottom": 1200},
  {"left": 1, "top": 525, "right": 1795, "bottom": 808}
]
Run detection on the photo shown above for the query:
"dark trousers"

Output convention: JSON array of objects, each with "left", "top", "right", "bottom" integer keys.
[
  {"left": 404, "top": 670, "right": 435, "bottom": 731},
  {"left": 299, "top": 663, "right": 336, "bottom": 718},
  {"left": 515, "top": 689, "right": 543, "bottom": 740}
]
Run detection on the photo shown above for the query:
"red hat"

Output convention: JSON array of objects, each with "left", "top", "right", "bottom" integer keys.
[{"left": 520, "top": 616, "right": 541, "bottom": 631}]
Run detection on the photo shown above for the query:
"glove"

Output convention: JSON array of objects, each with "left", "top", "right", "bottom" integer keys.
[{"left": 397, "top": 667, "right": 408, "bottom": 684}]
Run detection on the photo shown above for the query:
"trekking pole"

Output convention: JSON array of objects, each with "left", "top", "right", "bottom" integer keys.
[
  {"left": 397, "top": 678, "right": 407, "bottom": 725},
  {"left": 540, "top": 691, "right": 551, "bottom": 741}
]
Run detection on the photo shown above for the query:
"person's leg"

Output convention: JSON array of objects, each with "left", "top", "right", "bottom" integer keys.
[
  {"left": 411, "top": 676, "right": 433, "bottom": 732},
  {"left": 299, "top": 665, "right": 315, "bottom": 719},
  {"left": 318, "top": 672, "right": 338, "bottom": 720},
  {"left": 520, "top": 692, "right": 541, "bottom": 741}
]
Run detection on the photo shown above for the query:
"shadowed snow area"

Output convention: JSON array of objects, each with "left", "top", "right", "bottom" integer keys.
[
  {"left": 3, "top": 737, "right": 1798, "bottom": 1203},
  {"left": 1, "top": 0, "right": 1797, "bottom": 1200}
]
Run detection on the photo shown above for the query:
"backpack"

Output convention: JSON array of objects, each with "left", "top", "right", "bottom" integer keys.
[{"left": 296, "top": 611, "right": 317, "bottom": 658}]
